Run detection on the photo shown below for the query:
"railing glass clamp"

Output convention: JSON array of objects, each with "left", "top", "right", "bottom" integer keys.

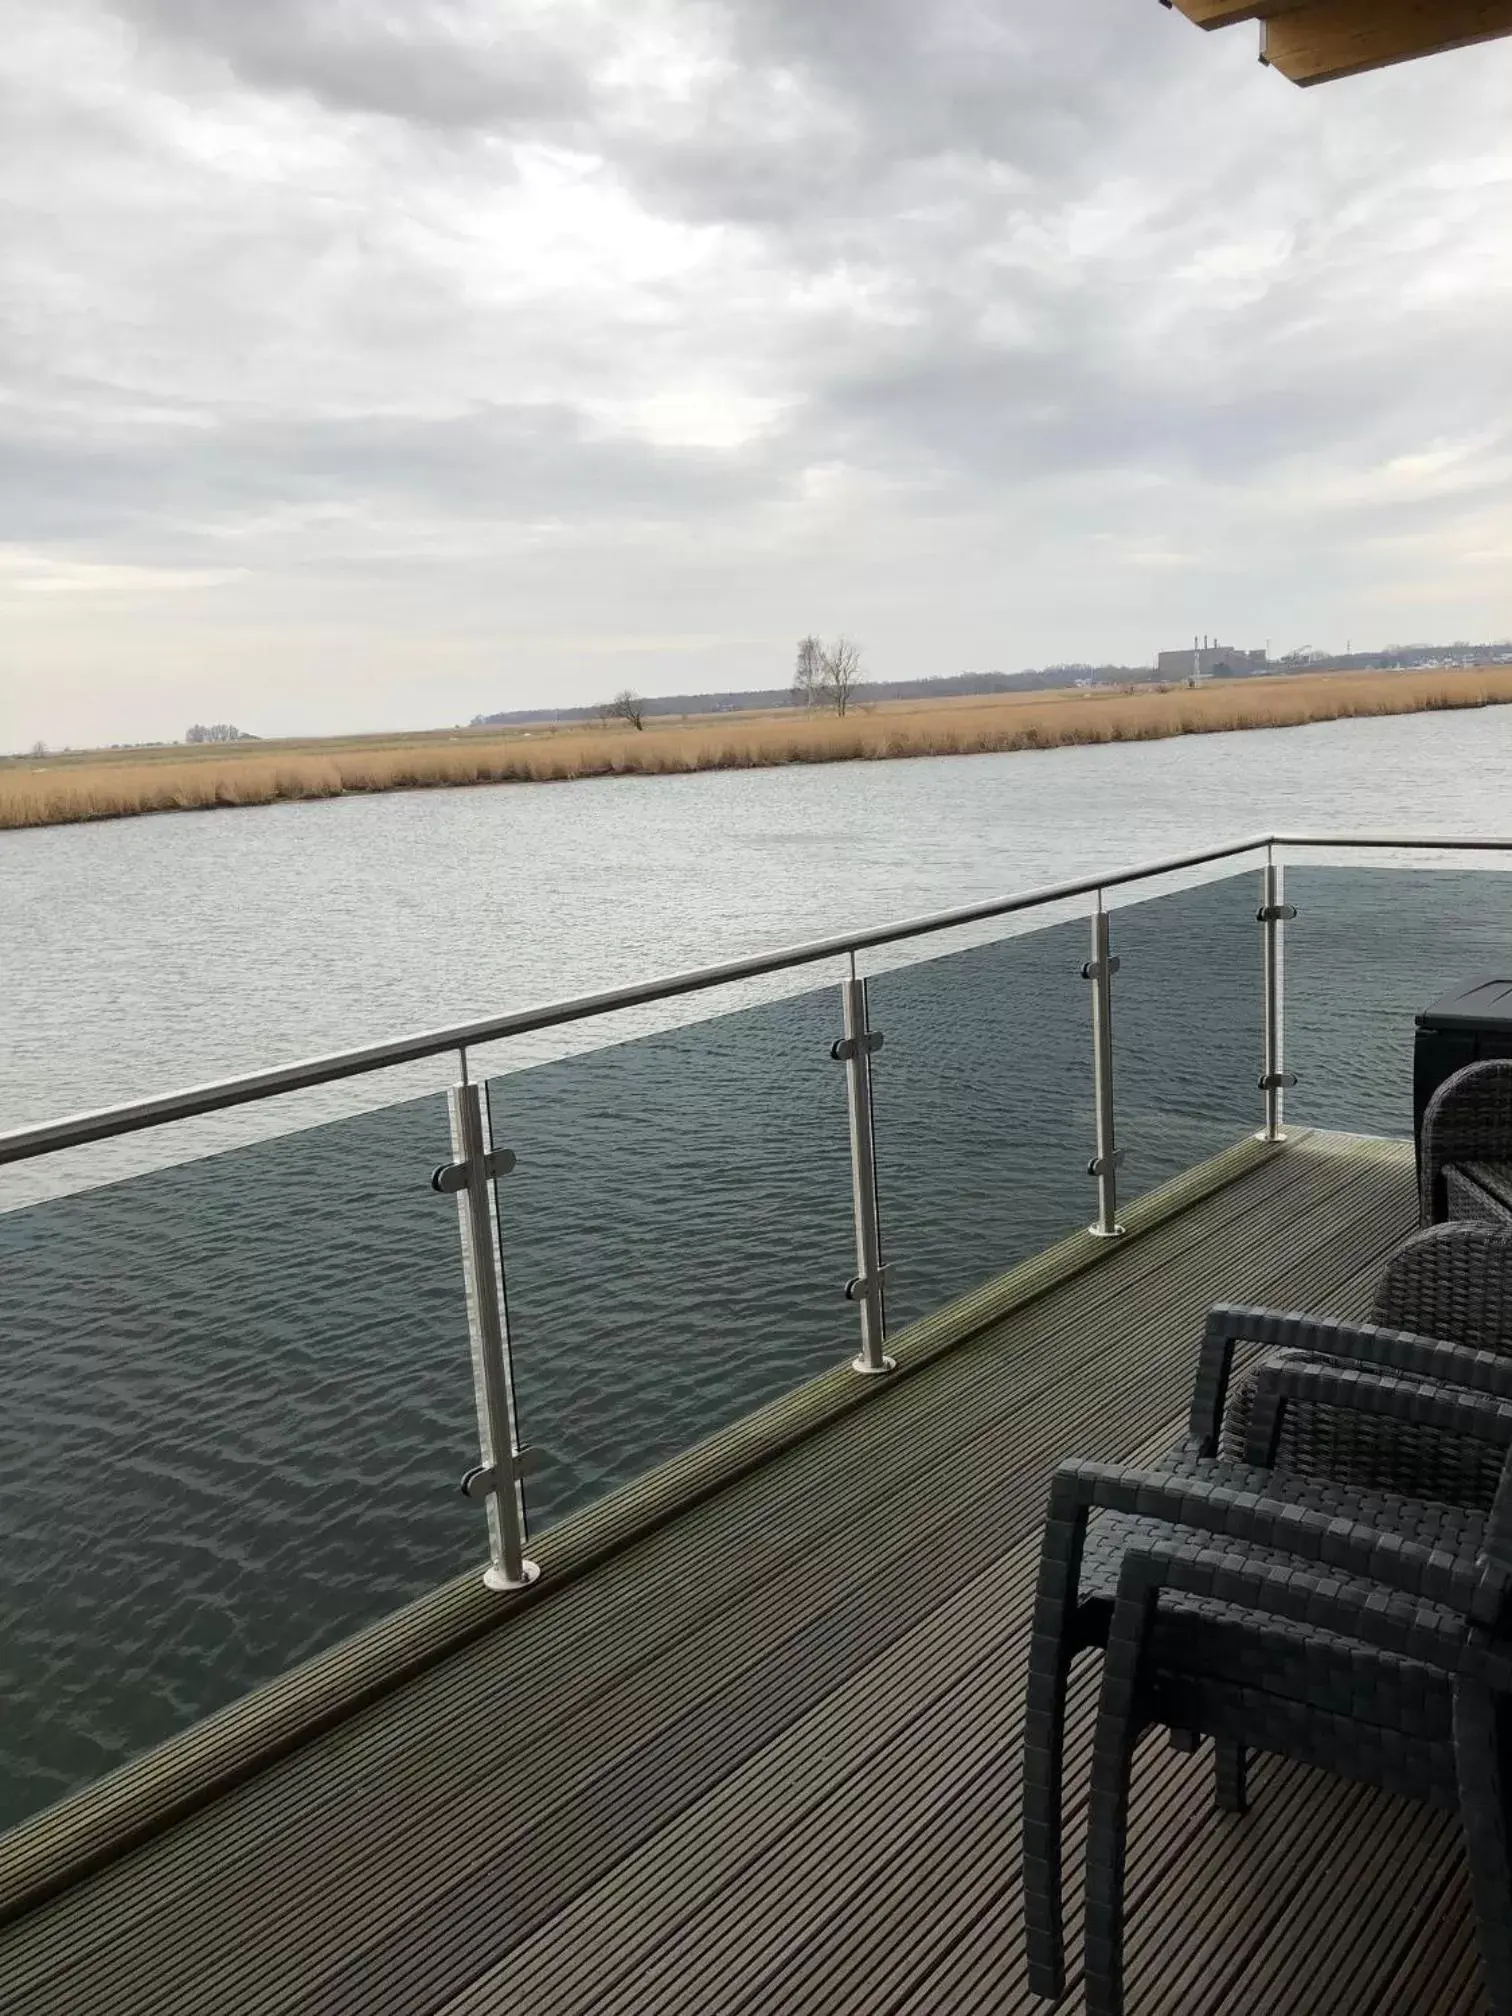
[
  {"left": 1080, "top": 955, "right": 1121, "bottom": 981},
  {"left": 431, "top": 1147, "right": 517, "bottom": 1193},
  {"left": 1258, "top": 1071, "right": 1298, "bottom": 1092},
  {"left": 460, "top": 1446, "right": 543, "bottom": 1500},
  {"left": 831, "top": 1031, "right": 884, "bottom": 1063},
  {"left": 844, "top": 1265, "right": 891, "bottom": 1303},
  {"left": 1087, "top": 1150, "right": 1125, "bottom": 1178},
  {"left": 1256, "top": 903, "right": 1297, "bottom": 924}
]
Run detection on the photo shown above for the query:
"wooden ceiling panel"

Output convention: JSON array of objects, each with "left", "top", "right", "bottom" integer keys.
[
  {"left": 1162, "top": 0, "right": 1512, "bottom": 82},
  {"left": 1263, "top": 0, "right": 1512, "bottom": 83}
]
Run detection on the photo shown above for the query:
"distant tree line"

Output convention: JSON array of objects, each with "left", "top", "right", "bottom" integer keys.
[
  {"left": 593, "top": 639, "right": 869, "bottom": 733},
  {"left": 185, "top": 724, "right": 259, "bottom": 744},
  {"left": 476, "top": 665, "right": 1165, "bottom": 729},
  {"left": 474, "top": 666, "right": 1151, "bottom": 728},
  {"left": 468, "top": 633, "right": 1512, "bottom": 730}
]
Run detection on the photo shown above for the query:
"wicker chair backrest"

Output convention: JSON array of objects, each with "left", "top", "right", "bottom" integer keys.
[
  {"left": 1372, "top": 1221, "right": 1512, "bottom": 1355},
  {"left": 1419, "top": 1058, "right": 1512, "bottom": 1223}
]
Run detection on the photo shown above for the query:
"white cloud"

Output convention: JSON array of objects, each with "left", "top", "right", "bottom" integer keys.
[{"left": 0, "top": 551, "right": 244, "bottom": 594}]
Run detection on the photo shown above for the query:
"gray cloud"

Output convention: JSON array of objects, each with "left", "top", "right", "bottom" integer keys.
[
  {"left": 115, "top": 0, "right": 596, "bottom": 129},
  {"left": 0, "top": 400, "right": 779, "bottom": 553},
  {"left": 2, "top": 0, "right": 1510, "bottom": 747}
]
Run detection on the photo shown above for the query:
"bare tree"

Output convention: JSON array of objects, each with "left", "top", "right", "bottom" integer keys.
[
  {"left": 820, "top": 636, "right": 863, "bottom": 717},
  {"left": 606, "top": 688, "right": 646, "bottom": 731},
  {"left": 793, "top": 635, "right": 824, "bottom": 708},
  {"left": 793, "top": 634, "right": 866, "bottom": 715}
]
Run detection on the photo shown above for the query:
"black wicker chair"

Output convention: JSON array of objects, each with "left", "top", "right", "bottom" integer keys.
[
  {"left": 1081, "top": 1459, "right": 1512, "bottom": 2016},
  {"left": 1023, "top": 1224, "right": 1512, "bottom": 2002},
  {"left": 1421, "top": 1058, "right": 1512, "bottom": 1228},
  {"left": 1024, "top": 1362, "right": 1511, "bottom": 2002}
]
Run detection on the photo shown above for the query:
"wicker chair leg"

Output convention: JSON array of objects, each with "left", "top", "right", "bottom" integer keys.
[
  {"left": 1023, "top": 1510, "right": 1090, "bottom": 2002},
  {"left": 1082, "top": 1592, "right": 1155, "bottom": 2016},
  {"left": 1022, "top": 1632, "right": 1073, "bottom": 2000},
  {"left": 1214, "top": 1738, "right": 1249, "bottom": 1814},
  {"left": 1455, "top": 1682, "right": 1512, "bottom": 2016},
  {"left": 1082, "top": 1738, "right": 1135, "bottom": 2016}
]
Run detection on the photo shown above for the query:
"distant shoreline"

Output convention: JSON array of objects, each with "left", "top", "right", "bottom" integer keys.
[{"left": 5, "top": 665, "right": 1511, "bottom": 832}]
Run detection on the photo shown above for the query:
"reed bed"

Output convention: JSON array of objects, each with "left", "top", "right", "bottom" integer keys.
[{"left": 6, "top": 666, "right": 1511, "bottom": 831}]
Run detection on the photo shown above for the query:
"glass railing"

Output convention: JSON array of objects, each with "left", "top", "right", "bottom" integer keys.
[
  {"left": 1285, "top": 863, "right": 1512, "bottom": 1139},
  {"left": 866, "top": 912, "right": 1095, "bottom": 1328},
  {"left": 0, "top": 1077, "right": 475, "bottom": 1835},
  {"left": 1107, "top": 871, "right": 1263, "bottom": 1204},
  {"left": 7, "top": 832, "right": 1512, "bottom": 1835},
  {"left": 477, "top": 979, "right": 854, "bottom": 1534}
]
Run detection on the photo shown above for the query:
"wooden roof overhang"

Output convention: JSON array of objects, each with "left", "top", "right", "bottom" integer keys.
[{"left": 1163, "top": 0, "right": 1512, "bottom": 84}]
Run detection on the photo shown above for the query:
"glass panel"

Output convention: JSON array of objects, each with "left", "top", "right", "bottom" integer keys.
[
  {"left": 485, "top": 983, "right": 854, "bottom": 1535},
  {"left": 1108, "top": 872, "right": 1261, "bottom": 1201},
  {"left": 0, "top": 1090, "right": 474, "bottom": 1836},
  {"left": 867, "top": 914, "right": 1094, "bottom": 1329},
  {"left": 1286, "top": 865, "right": 1512, "bottom": 1139}
]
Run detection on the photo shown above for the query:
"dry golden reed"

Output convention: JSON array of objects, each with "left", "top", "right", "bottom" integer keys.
[{"left": 5, "top": 666, "right": 1511, "bottom": 832}]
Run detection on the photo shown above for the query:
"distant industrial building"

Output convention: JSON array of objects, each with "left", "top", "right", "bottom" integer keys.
[{"left": 1155, "top": 637, "right": 1268, "bottom": 680}]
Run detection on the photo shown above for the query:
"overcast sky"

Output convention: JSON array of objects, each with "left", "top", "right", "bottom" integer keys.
[{"left": 2, "top": 1, "right": 1510, "bottom": 749}]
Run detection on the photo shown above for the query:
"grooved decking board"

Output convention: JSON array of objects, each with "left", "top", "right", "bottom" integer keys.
[{"left": 1, "top": 1133, "right": 1477, "bottom": 2015}]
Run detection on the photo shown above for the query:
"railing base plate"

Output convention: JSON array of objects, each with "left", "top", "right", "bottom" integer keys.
[
  {"left": 850, "top": 1353, "right": 897, "bottom": 1377},
  {"left": 483, "top": 1559, "right": 541, "bottom": 1594},
  {"left": 1087, "top": 1222, "right": 1127, "bottom": 1239}
]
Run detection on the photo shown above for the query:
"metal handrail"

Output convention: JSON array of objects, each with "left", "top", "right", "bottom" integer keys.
[
  {"left": 5, "top": 829, "right": 1512, "bottom": 1168},
  {"left": 1271, "top": 834, "right": 1512, "bottom": 852}
]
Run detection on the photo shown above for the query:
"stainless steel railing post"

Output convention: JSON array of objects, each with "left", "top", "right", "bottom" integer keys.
[
  {"left": 1083, "top": 903, "right": 1125, "bottom": 1238},
  {"left": 1257, "top": 858, "right": 1296, "bottom": 1144},
  {"left": 834, "top": 968, "right": 895, "bottom": 1376},
  {"left": 439, "top": 1076, "right": 539, "bottom": 1592}
]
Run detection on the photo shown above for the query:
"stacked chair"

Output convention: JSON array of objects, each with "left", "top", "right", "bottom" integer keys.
[{"left": 1022, "top": 1219, "right": 1512, "bottom": 2016}]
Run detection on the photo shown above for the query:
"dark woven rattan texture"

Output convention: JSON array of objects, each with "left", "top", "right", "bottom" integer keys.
[{"left": 1421, "top": 1061, "right": 1512, "bottom": 1227}]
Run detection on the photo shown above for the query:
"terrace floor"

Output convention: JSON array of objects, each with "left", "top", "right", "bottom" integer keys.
[{"left": 0, "top": 1128, "right": 1485, "bottom": 2014}]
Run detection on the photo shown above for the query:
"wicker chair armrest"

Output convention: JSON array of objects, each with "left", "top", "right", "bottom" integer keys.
[
  {"left": 1108, "top": 1540, "right": 1511, "bottom": 1684},
  {"left": 1348, "top": 1331, "right": 1512, "bottom": 1396},
  {"left": 1240, "top": 1358, "right": 1512, "bottom": 1471},
  {"left": 1239, "top": 1364, "right": 1512, "bottom": 1619},
  {"left": 1041, "top": 1458, "right": 1476, "bottom": 1611},
  {"left": 1187, "top": 1303, "right": 1512, "bottom": 1454}
]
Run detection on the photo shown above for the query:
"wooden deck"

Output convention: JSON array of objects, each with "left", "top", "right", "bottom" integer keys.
[{"left": 0, "top": 1129, "right": 1486, "bottom": 2014}]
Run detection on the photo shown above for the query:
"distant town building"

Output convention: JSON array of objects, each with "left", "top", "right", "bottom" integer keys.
[{"left": 1155, "top": 637, "right": 1268, "bottom": 680}]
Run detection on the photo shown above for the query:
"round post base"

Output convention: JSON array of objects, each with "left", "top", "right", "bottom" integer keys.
[
  {"left": 851, "top": 1352, "right": 898, "bottom": 1376},
  {"left": 484, "top": 1558, "right": 541, "bottom": 1593}
]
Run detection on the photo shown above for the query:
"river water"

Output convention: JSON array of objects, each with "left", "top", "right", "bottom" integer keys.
[
  {"left": 4, "top": 707, "right": 1512, "bottom": 1830},
  {"left": 6, "top": 705, "right": 1512, "bottom": 1129}
]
